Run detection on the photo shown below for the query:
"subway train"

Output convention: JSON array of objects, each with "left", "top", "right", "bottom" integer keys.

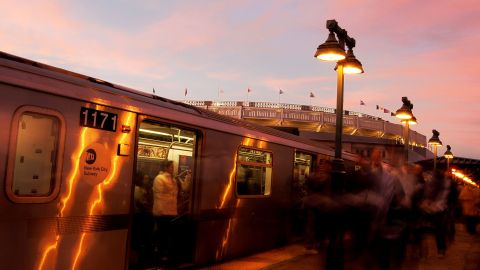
[{"left": 0, "top": 51, "right": 358, "bottom": 269}]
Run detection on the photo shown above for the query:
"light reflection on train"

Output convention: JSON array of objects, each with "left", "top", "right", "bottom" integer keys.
[{"left": 0, "top": 51, "right": 357, "bottom": 269}]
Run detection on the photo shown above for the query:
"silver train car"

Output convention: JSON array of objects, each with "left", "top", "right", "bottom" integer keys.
[{"left": 0, "top": 52, "right": 357, "bottom": 269}]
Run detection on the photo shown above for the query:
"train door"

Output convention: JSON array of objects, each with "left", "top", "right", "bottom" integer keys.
[
  {"left": 291, "top": 151, "right": 314, "bottom": 238},
  {"left": 130, "top": 117, "right": 198, "bottom": 269},
  {"left": 2, "top": 98, "right": 136, "bottom": 269}
]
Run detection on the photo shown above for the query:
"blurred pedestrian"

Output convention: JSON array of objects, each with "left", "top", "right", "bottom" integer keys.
[
  {"left": 459, "top": 185, "right": 480, "bottom": 235},
  {"left": 418, "top": 170, "right": 450, "bottom": 257},
  {"left": 303, "top": 159, "right": 338, "bottom": 252}
]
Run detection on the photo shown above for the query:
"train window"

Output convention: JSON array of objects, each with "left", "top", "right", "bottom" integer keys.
[
  {"left": 293, "top": 152, "right": 313, "bottom": 197},
  {"left": 6, "top": 106, "right": 65, "bottom": 203},
  {"left": 236, "top": 146, "right": 272, "bottom": 196}
]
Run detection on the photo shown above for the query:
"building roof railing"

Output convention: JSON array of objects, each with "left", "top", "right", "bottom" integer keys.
[
  {"left": 183, "top": 100, "right": 378, "bottom": 118},
  {"left": 182, "top": 100, "right": 427, "bottom": 147}
]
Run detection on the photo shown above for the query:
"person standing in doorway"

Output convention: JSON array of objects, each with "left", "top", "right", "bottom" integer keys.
[{"left": 152, "top": 160, "right": 178, "bottom": 264}]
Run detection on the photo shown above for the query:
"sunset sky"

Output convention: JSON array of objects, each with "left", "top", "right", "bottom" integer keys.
[{"left": 1, "top": 0, "right": 479, "bottom": 159}]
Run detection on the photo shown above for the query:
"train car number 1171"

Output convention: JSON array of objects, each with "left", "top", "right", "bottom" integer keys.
[{"left": 80, "top": 107, "right": 118, "bottom": 132}]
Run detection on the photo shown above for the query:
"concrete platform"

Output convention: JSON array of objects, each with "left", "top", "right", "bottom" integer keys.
[{"left": 201, "top": 223, "right": 480, "bottom": 270}]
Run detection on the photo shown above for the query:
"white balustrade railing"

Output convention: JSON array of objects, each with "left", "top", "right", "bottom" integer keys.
[{"left": 183, "top": 100, "right": 426, "bottom": 146}]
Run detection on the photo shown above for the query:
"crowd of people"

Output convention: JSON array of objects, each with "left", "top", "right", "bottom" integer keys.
[{"left": 300, "top": 147, "right": 480, "bottom": 270}]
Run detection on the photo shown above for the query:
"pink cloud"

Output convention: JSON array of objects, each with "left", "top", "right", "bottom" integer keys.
[{"left": 0, "top": 0, "right": 173, "bottom": 86}]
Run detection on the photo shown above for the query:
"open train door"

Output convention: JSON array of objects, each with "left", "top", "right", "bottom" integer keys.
[{"left": 129, "top": 117, "right": 199, "bottom": 269}]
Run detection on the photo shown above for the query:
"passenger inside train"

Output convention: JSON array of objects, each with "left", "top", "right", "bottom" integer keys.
[{"left": 130, "top": 121, "right": 197, "bottom": 269}]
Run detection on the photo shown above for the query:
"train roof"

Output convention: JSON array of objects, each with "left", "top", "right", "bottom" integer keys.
[{"left": 0, "top": 51, "right": 357, "bottom": 161}]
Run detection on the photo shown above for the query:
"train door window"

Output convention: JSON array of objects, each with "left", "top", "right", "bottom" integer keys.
[
  {"left": 131, "top": 119, "right": 197, "bottom": 269},
  {"left": 291, "top": 151, "right": 313, "bottom": 236},
  {"left": 136, "top": 120, "right": 197, "bottom": 215},
  {"left": 6, "top": 106, "right": 65, "bottom": 203},
  {"left": 236, "top": 147, "right": 272, "bottom": 196},
  {"left": 293, "top": 151, "right": 313, "bottom": 198}
]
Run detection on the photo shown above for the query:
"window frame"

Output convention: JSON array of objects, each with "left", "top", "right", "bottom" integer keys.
[
  {"left": 135, "top": 116, "right": 202, "bottom": 215},
  {"left": 235, "top": 145, "right": 273, "bottom": 198},
  {"left": 6, "top": 106, "right": 66, "bottom": 203},
  {"left": 294, "top": 150, "right": 314, "bottom": 177}
]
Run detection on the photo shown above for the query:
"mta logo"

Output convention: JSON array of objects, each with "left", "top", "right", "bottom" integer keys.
[{"left": 86, "top": 149, "right": 96, "bottom": 164}]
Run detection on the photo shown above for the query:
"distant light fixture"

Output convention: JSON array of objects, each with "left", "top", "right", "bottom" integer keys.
[
  {"left": 428, "top": 129, "right": 443, "bottom": 146},
  {"left": 444, "top": 145, "right": 454, "bottom": 159},
  {"left": 395, "top": 97, "right": 413, "bottom": 120}
]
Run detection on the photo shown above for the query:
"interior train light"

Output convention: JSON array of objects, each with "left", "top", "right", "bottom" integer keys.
[{"left": 139, "top": 128, "right": 193, "bottom": 140}]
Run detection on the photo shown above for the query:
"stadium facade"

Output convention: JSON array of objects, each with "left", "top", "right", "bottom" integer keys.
[{"left": 184, "top": 100, "right": 430, "bottom": 164}]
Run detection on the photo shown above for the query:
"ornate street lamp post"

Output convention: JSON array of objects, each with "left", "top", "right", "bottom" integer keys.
[
  {"left": 428, "top": 129, "right": 443, "bottom": 171},
  {"left": 444, "top": 145, "right": 454, "bottom": 170},
  {"left": 314, "top": 19, "right": 363, "bottom": 176},
  {"left": 313, "top": 20, "right": 363, "bottom": 270},
  {"left": 395, "top": 97, "right": 416, "bottom": 163}
]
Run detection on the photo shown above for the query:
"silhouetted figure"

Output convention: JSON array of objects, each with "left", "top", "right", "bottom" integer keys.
[
  {"left": 418, "top": 170, "right": 450, "bottom": 257},
  {"left": 446, "top": 171, "right": 459, "bottom": 243},
  {"left": 176, "top": 169, "right": 192, "bottom": 215},
  {"left": 459, "top": 185, "right": 480, "bottom": 235},
  {"left": 368, "top": 150, "right": 405, "bottom": 270},
  {"left": 342, "top": 157, "right": 380, "bottom": 258},
  {"left": 131, "top": 174, "right": 154, "bottom": 269},
  {"left": 303, "top": 160, "right": 337, "bottom": 252}
]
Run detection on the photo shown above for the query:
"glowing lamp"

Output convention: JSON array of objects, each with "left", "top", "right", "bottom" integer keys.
[
  {"left": 428, "top": 129, "right": 443, "bottom": 146},
  {"left": 444, "top": 145, "right": 454, "bottom": 159},
  {"left": 314, "top": 32, "right": 346, "bottom": 62},
  {"left": 395, "top": 106, "right": 412, "bottom": 120},
  {"left": 402, "top": 115, "right": 417, "bottom": 125},
  {"left": 342, "top": 49, "right": 364, "bottom": 74}
]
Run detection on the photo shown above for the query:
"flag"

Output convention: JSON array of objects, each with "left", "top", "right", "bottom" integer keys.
[
  {"left": 310, "top": 92, "right": 315, "bottom": 98},
  {"left": 279, "top": 89, "right": 284, "bottom": 94},
  {"left": 247, "top": 88, "right": 252, "bottom": 93},
  {"left": 220, "top": 89, "right": 224, "bottom": 94},
  {"left": 184, "top": 88, "right": 188, "bottom": 96},
  {"left": 360, "top": 100, "right": 365, "bottom": 105},
  {"left": 383, "top": 108, "right": 390, "bottom": 113}
]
